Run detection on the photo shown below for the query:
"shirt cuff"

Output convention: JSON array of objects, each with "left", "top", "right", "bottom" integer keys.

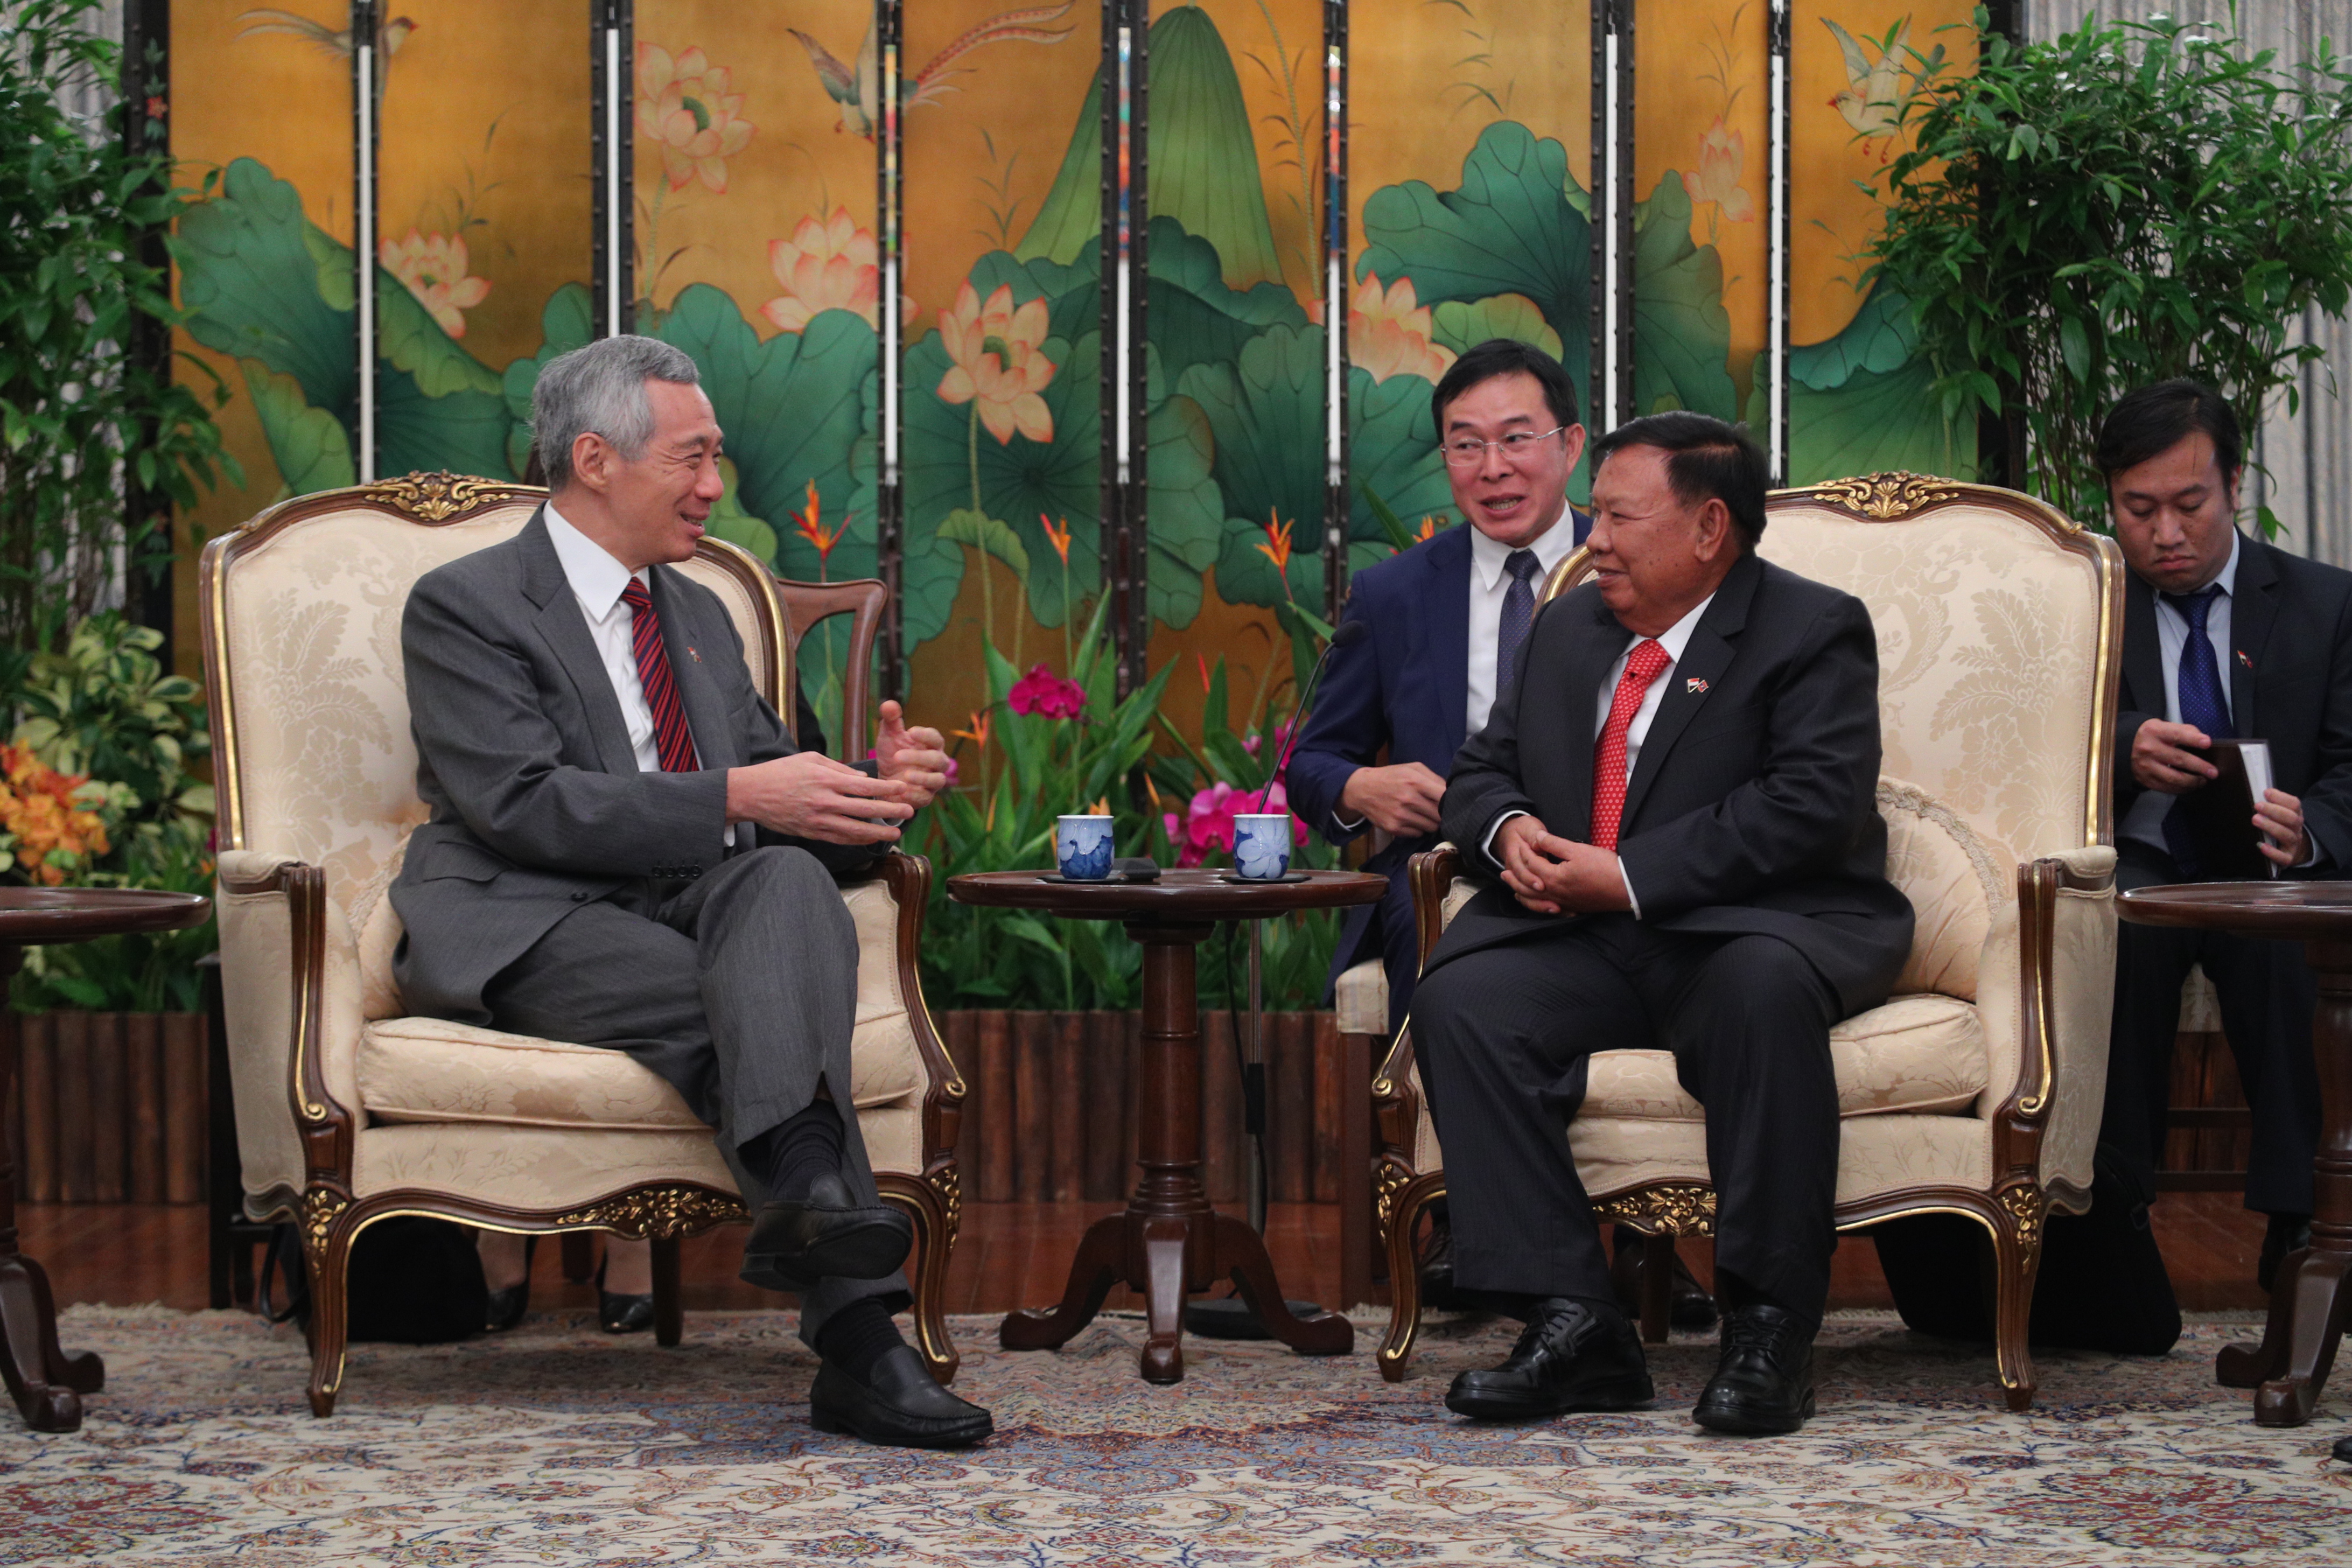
[
  {"left": 1333, "top": 810, "right": 1367, "bottom": 834},
  {"left": 1619, "top": 858, "right": 1642, "bottom": 919},
  {"left": 1480, "top": 810, "right": 1527, "bottom": 868},
  {"left": 2299, "top": 836, "right": 2324, "bottom": 870}
]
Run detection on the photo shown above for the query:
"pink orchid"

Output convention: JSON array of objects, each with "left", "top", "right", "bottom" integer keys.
[
  {"left": 1007, "top": 663, "right": 1086, "bottom": 720},
  {"left": 1164, "top": 779, "right": 1307, "bottom": 868}
]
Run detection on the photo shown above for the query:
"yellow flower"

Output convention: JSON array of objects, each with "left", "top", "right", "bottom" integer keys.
[
  {"left": 761, "top": 207, "right": 881, "bottom": 332},
  {"left": 636, "top": 43, "right": 754, "bottom": 194},
  {"left": 936, "top": 281, "right": 1056, "bottom": 445},
  {"left": 1347, "top": 273, "right": 1456, "bottom": 386},
  {"left": 1682, "top": 117, "right": 1756, "bottom": 222},
  {"left": 379, "top": 230, "right": 491, "bottom": 339}
]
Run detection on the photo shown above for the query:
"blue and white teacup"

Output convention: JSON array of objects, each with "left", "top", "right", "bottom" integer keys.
[
  {"left": 1055, "top": 814, "right": 1116, "bottom": 880},
  {"left": 1232, "top": 813, "right": 1293, "bottom": 880}
]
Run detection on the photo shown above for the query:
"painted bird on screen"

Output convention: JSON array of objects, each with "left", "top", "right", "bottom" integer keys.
[
  {"left": 789, "top": 2, "right": 1076, "bottom": 141},
  {"left": 1822, "top": 16, "right": 1917, "bottom": 157}
]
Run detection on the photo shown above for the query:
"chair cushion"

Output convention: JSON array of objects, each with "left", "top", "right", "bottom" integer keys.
[
  {"left": 359, "top": 987, "right": 923, "bottom": 1133},
  {"left": 1335, "top": 957, "right": 1388, "bottom": 1035},
  {"left": 1878, "top": 778, "right": 2009, "bottom": 1002},
  {"left": 1579, "top": 993, "right": 1987, "bottom": 1121}
]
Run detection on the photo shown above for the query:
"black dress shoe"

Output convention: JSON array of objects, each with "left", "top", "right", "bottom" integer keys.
[
  {"left": 483, "top": 1236, "right": 537, "bottom": 1332},
  {"left": 596, "top": 1255, "right": 655, "bottom": 1335},
  {"left": 741, "top": 1173, "right": 914, "bottom": 1291},
  {"left": 1609, "top": 1237, "right": 1721, "bottom": 1331},
  {"left": 1418, "top": 1213, "right": 1469, "bottom": 1312},
  {"left": 1444, "top": 1298, "right": 1654, "bottom": 1420},
  {"left": 810, "top": 1345, "right": 993, "bottom": 1448},
  {"left": 1693, "top": 1304, "right": 1817, "bottom": 1436},
  {"left": 2259, "top": 1212, "right": 2313, "bottom": 1296}
]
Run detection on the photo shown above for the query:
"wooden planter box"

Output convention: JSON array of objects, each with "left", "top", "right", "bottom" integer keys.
[
  {"left": 939, "top": 1009, "right": 1348, "bottom": 1206},
  {"left": 6, "top": 1012, "right": 208, "bottom": 1204}
]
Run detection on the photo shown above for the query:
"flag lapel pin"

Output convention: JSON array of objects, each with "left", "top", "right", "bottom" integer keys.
[
  {"left": 2238, "top": 650, "right": 2253, "bottom": 669},
  {"left": 1685, "top": 677, "right": 1709, "bottom": 695},
  {"left": 687, "top": 646, "right": 703, "bottom": 662}
]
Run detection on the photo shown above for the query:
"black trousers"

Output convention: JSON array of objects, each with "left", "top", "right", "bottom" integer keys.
[
  {"left": 2103, "top": 842, "right": 2320, "bottom": 1217},
  {"left": 1411, "top": 914, "right": 1843, "bottom": 1319}
]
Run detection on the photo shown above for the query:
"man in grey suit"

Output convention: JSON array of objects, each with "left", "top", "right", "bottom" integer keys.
[{"left": 389, "top": 334, "right": 990, "bottom": 1448}]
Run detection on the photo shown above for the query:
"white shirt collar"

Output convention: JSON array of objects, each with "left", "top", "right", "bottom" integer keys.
[
  {"left": 2192, "top": 531, "right": 2242, "bottom": 601},
  {"left": 543, "top": 501, "right": 645, "bottom": 618},
  {"left": 1468, "top": 501, "right": 1580, "bottom": 591}
]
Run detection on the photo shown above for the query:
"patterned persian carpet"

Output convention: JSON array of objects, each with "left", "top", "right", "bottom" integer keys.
[{"left": 5, "top": 1306, "right": 2350, "bottom": 1566}]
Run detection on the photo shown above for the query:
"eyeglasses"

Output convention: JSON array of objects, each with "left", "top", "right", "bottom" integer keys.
[{"left": 1440, "top": 425, "right": 1566, "bottom": 469}]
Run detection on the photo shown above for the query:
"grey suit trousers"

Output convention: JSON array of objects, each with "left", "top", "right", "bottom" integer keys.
[{"left": 480, "top": 843, "right": 908, "bottom": 1344}]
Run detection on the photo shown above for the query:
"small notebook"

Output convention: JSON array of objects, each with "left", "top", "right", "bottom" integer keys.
[{"left": 2175, "top": 738, "right": 2277, "bottom": 880}]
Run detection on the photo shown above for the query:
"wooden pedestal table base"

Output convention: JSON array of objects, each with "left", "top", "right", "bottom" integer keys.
[
  {"left": 948, "top": 868, "right": 1384, "bottom": 1383},
  {"left": 0, "top": 887, "right": 211, "bottom": 1431},
  {"left": 2120, "top": 882, "right": 2352, "bottom": 1427}
]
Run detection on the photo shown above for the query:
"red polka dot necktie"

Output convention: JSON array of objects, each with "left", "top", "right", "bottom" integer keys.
[
  {"left": 1591, "top": 639, "right": 1671, "bottom": 851},
  {"left": 621, "top": 577, "right": 700, "bottom": 773}
]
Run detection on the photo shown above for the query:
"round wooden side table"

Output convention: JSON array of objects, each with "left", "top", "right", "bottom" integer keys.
[
  {"left": 947, "top": 867, "right": 1385, "bottom": 1383},
  {"left": 2118, "top": 880, "right": 2352, "bottom": 1427},
  {"left": 0, "top": 887, "right": 210, "bottom": 1432}
]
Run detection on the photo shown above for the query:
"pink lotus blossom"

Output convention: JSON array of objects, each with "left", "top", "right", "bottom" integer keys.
[
  {"left": 1161, "top": 780, "right": 1307, "bottom": 868},
  {"left": 1007, "top": 663, "right": 1085, "bottom": 719}
]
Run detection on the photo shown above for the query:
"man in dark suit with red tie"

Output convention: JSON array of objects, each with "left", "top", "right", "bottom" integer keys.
[
  {"left": 2096, "top": 380, "right": 2352, "bottom": 1298},
  {"left": 1408, "top": 412, "right": 1912, "bottom": 1435}
]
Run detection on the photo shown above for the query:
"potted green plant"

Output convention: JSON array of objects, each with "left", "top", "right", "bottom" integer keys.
[{"left": 1866, "top": 6, "right": 2352, "bottom": 525}]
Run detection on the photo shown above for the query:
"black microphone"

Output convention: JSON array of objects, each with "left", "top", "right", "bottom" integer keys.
[{"left": 1256, "top": 617, "right": 1368, "bottom": 811}]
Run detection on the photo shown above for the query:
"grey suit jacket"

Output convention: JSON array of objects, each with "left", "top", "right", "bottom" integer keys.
[{"left": 390, "top": 509, "right": 881, "bottom": 1024}]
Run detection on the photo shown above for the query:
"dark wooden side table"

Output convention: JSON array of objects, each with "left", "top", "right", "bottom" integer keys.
[
  {"left": 1, "top": 887, "right": 210, "bottom": 1432},
  {"left": 2119, "top": 881, "right": 2352, "bottom": 1427},
  {"left": 948, "top": 867, "right": 1385, "bottom": 1382}
]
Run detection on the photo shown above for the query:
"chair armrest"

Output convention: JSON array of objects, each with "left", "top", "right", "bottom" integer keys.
[
  {"left": 864, "top": 851, "right": 964, "bottom": 1171},
  {"left": 215, "top": 851, "right": 361, "bottom": 1208},
  {"left": 1409, "top": 843, "right": 1463, "bottom": 972},
  {"left": 2022, "top": 846, "right": 2117, "bottom": 1205}
]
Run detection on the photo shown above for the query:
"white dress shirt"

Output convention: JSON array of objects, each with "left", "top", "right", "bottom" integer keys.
[
  {"left": 1483, "top": 591, "right": 1717, "bottom": 917},
  {"left": 1465, "top": 505, "right": 1584, "bottom": 736},
  {"left": 544, "top": 504, "right": 733, "bottom": 843}
]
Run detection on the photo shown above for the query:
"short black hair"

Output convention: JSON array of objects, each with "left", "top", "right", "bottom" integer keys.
[
  {"left": 2095, "top": 379, "right": 2243, "bottom": 486},
  {"left": 1430, "top": 337, "right": 1580, "bottom": 435},
  {"left": 1590, "top": 411, "right": 1768, "bottom": 547}
]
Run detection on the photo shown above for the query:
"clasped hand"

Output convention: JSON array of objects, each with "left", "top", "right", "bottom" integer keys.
[
  {"left": 726, "top": 701, "right": 950, "bottom": 846},
  {"left": 2132, "top": 719, "right": 2309, "bottom": 867},
  {"left": 1494, "top": 814, "right": 1633, "bottom": 915}
]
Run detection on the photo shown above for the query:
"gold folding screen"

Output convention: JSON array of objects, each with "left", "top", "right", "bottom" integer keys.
[{"left": 172, "top": 1, "right": 1977, "bottom": 735}]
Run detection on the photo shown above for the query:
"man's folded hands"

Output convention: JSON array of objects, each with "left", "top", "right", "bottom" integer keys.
[{"left": 1494, "top": 814, "right": 1633, "bottom": 916}]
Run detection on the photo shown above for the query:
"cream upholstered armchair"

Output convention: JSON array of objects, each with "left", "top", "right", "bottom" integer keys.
[
  {"left": 200, "top": 473, "right": 964, "bottom": 1416},
  {"left": 1371, "top": 474, "right": 2124, "bottom": 1410}
]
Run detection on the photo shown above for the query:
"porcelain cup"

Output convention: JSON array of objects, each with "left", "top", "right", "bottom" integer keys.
[
  {"left": 1055, "top": 814, "right": 1116, "bottom": 880},
  {"left": 1231, "top": 813, "right": 1293, "bottom": 880}
]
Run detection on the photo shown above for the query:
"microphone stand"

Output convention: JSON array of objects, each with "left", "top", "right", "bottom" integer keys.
[{"left": 1188, "top": 617, "right": 1363, "bottom": 1341}]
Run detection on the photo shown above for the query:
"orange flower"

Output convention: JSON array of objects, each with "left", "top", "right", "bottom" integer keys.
[
  {"left": 380, "top": 230, "right": 490, "bottom": 338},
  {"left": 793, "top": 480, "right": 846, "bottom": 576},
  {"left": 936, "top": 281, "right": 1056, "bottom": 445},
  {"left": 636, "top": 43, "right": 754, "bottom": 193},
  {"left": 1415, "top": 516, "right": 1440, "bottom": 543},
  {"left": 761, "top": 207, "right": 881, "bottom": 332},
  {"left": 1256, "top": 512, "right": 1296, "bottom": 596},
  {"left": 1347, "top": 272, "right": 1456, "bottom": 386},
  {"left": 1682, "top": 116, "right": 1755, "bottom": 222},
  {"left": 0, "top": 746, "right": 109, "bottom": 886},
  {"left": 951, "top": 709, "right": 993, "bottom": 750},
  {"left": 1040, "top": 513, "right": 1074, "bottom": 567}
]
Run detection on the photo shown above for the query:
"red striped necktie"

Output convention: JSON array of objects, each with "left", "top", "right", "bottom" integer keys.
[{"left": 620, "top": 577, "right": 699, "bottom": 772}]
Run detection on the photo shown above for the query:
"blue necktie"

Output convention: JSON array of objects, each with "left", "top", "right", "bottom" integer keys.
[
  {"left": 1496, "top": 549, "right": 1540, "bottom": 703},
  {"left": 2161, "top": 583, "right": 2232, "bottom": 874}
]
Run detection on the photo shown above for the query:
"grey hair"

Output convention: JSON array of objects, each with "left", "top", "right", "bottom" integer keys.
[{"left": 530, "top": 334, "right": 702, "bottom": 489}]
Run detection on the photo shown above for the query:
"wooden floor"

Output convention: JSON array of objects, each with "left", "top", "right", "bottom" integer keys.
[{"left": 20, "top": 1191, "right": 2270, "bottom": 1318}]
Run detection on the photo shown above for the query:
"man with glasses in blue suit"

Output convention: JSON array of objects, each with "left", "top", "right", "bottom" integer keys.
[{"left": 1289, "top": 338, "right": 1713, "bottom": 1328}]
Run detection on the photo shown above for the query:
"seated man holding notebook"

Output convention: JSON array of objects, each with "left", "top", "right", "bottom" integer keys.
[{"left": 2099, "top": 379, "right": 2352, "bottom": 1296}]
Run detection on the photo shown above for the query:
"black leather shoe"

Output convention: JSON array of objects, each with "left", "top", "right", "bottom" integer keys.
[
  {"left": 596, "top": 1255, "right": 655, "bottom": 1335},
  {"left": 483, "top": 1236, "right": 537, "bottom": 1332},
  {"left": 1609, "top": 1238, "right": 1720, "bottom": 1331},
  {"left": 1444, "top": 1298, "right": 1654, "bottom": 1420},
  {"left": 2260, "top": 1212, "right": 2313, "bottom": 1296},
  {"left": 741, "top": 1173, "right": 914, "bottom": 1291},
  {"left": 1693, "top": 1304, "right": 1817, "bottom": 1436},
  {"left": 1418, "top": 1213, "right": 1468, "bottom": 1312},
  {"left": 810, "top": 1345, "right": 993, "bottom": 1448}
]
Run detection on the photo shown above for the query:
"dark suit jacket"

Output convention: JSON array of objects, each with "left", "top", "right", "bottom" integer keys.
[
  {"left": 1430, "top": 548, "right": 1913, "bottom": 1018},
  {"left": 390, "top": 509, "right": 879, "bottom": 1024},
  {"left": 1287, "top": 514, "right": 1590, "bottom": 989},
  {"left": 2114, "top": 533, "right": 2352, "bottom": 872}
]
